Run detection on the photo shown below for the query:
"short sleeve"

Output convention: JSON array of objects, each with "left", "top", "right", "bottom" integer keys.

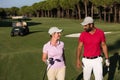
[
  {"left": 43, "top": 44, "right": 48, "bottom": 54},
  {"left": 79, "top": 33, "right": 84, "bottom": 42},
  {"left": 101, "top": 31, "right": 106, "bottom": 42}
]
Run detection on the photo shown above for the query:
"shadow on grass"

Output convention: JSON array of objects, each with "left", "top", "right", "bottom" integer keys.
[
  {"left": 103, "top": 40, "right": 120, "bottom": 79},
  {"left": 108, "top": 40, "right": 120, "bottom": 52},
  {"left": 0, "top": 19, "right": 42, "bottom": 27},
  {"left": 27, "top": 22, "right": 41, "bottom": 27},
  {"left": 76, "top": 72, "right": 83, "bottom": 80},
  {"left": 0, "top": 20, "right": 12, "bottom": 27},
  {"left": 18, "top": 30, "right": 44, "bottom": 37},
  {"left": 29, "top": 30, "right": 44, "bottom": 35},
  {"left": 103, "top": 52, "right": 120, "bottom": 80}
]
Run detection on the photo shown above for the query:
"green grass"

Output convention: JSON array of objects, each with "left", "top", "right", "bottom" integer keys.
[{"left": 0, "top": 17, "right": 120, "bottom": 80}]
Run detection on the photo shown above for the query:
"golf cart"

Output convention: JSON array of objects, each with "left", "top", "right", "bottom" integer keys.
[{"left": 11, "top": 16, "right": 29, "bottom": 36}]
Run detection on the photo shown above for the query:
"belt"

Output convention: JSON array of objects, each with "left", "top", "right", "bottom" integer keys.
[
  {"left": 83, "top": 55, "right": 101, "bottom": 59},
  {"left": 55, "top": 59, "right": 61, "bottom": 62}
]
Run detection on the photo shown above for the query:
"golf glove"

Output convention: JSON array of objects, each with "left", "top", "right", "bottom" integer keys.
[
  {"left": 46, "top": 58, "right": 54, "bottom": 65},
  {"left": 105, "top": 59, "right": 110, "bottom": 66},
  {"left": 46, "top": 59, "right": 50, "bottom": 65}
]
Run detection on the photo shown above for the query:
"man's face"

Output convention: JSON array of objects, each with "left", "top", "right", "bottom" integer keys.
[{"left": 83, "top": 24, "right": 93, "bottom": 32}]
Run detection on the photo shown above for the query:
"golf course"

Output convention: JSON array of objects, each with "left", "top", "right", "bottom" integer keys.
[{"left": 0, "top": 17, "right": 120, "bottom": 80}]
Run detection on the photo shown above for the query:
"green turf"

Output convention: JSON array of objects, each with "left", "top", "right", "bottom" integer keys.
[{"left": 0, "top": 17, "right": 120, "bottom": 80}]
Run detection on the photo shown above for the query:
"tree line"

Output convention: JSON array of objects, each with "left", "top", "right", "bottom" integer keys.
[{"left": 0, "top": 0, "right": 120, "bottom": 23}]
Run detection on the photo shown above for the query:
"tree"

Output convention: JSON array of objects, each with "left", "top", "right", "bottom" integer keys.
[
  {"left": 44, "top": 0, "right": 57, "bottom": 17},
  {"left": 60, "top": 0, "right": 72, "bottom": 18},
  {"left": 75, "top": 0, "right": 81, "bottom": 19},
  {"left": 91, "top": 0, "right": 111, "bottom": 22},
  {"left": 0, "top": 8, "right": 6, "bottom": 19},
  {"left": 82, "top": 0, "right": 89, "bottom": 17},
  {"left": 32, "top": 3, "right": 40, "bottom": 17},
  {"left": 19, "top": 6, "right": 33, "bottom": 17},
  {"left": 68, "top": 0, "right": 81, "bottom": 19},
  {"left": 113, "top": 0, "right": 120, "bottom": 23},
  {"left": 10, "top": 7, "right": 19, "bottom": 16},
  {"left": 90, "top": 0, "right": 102, "bottom": 20},
  {"left": 4, "top": 8, "right": 11, "bottom": 17},
  {"left": 46, "top": 0, "right": 60, "bottom": 18},
  {"left": 32, "top": 2, "right": 42, "bottom": 17}
]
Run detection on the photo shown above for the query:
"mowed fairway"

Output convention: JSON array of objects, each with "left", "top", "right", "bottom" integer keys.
[{"left": 0, "top": 18, "right": 120, "bottom": 80}]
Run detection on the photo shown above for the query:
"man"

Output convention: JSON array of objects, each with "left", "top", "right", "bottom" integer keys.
[{"left": 76, "top": 16, "right": 110, "bottom": 80}]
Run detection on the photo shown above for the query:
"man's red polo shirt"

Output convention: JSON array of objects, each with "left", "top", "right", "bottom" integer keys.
[{"left": 79, "top": 28, "right": 105, "bottom": 57}]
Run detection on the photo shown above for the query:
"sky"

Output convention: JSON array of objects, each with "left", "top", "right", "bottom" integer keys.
[{"left": 0, "top": 0, "right": 44, "bottom": 8}]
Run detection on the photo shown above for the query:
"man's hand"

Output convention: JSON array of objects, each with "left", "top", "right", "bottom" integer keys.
[
  {"left": 76, "top": 60, "right": 82, "bottom": 69},
  {"left": 105, "top": 59, "right": 110, "bottom": 66}
]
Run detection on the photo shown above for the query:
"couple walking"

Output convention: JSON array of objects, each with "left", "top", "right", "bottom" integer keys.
[{"left": 42, "top": 16, "right": 110, "bottom": 80}]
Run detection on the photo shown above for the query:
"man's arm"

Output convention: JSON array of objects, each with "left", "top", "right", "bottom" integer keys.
[
  {"left": 76, "top": 42, "right": 83, "bottom": 69},
  {"left": 101, "top": 41, "right": 109, "bottom": 59},
  {"left": 101, "top": 41, "right": 110, "bottom": 67}
]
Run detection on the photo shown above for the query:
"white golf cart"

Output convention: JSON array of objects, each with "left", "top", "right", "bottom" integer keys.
[{"left": 11, "top": 16, "right": 29, "bottom": 36}]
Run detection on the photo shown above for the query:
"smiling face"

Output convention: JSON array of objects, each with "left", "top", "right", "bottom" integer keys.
[{"left": 52, "top": 32, "right": 61, "bottom": 40}]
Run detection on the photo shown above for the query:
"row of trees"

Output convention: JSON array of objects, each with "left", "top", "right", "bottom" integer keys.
[{"left": 0, "top": 0, "right": 120, "bottom": 23}]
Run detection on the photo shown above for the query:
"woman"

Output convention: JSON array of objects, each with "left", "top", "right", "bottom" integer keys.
[{"left": 42, "top": 27, "right": 66, "bottom": 80}]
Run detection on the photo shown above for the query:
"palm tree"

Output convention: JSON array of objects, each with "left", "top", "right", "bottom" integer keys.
[
  {"left": 10, "top": 7, "right": 19, "bottom": 16},
  {"left": 113, "top": 0, "right": 120, "bottom": 23},
  {"left": 32, "top": 3, "right": 41, "bottom": 17},
  {"left": 60, "top": 0, "right": 73, "bottom": 18},
  {"left": 82, "top": 0, "right": 89, "bottom": 17},
  {"left": 73, "top": 0, "right": 81, "bottom": 19}
]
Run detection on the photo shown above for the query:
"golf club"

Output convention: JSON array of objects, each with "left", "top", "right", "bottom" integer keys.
[{"left": 43, "top": 58, "right": 54, "bottom": 80}]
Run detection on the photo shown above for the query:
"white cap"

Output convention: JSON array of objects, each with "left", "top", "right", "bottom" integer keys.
[
  {"left": 81, "top": 16, "right": 94, "bottom": 26},
  {"left": 48, "top": 27, "right": 62, "bottom": 35}
]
